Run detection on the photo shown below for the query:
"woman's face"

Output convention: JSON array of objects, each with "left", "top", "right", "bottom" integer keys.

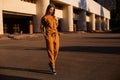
[{"left": 49, "top": 7, "right": 54, "bottom": 15}]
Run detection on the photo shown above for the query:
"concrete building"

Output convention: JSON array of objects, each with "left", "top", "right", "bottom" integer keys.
[{"left": 0, "top": 0, "right": 110, "bottom": 34}]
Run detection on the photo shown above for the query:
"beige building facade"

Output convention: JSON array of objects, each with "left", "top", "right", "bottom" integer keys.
[{"left": 0, "top": 0, "right": 110, "bottom": 34}]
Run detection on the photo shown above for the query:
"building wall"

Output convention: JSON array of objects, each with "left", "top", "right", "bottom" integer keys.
[
  {"left": 55, "top": 9, "right": 63, "bottom": 18},
  {"left": 2, "top": 0, "right": 36, "bottom": 15},
  {"left": 0, "top": 0, "right": 3, "bottom": 34},
  {"left": 53, "top": 0, "right": 110, "bottom": 19},
  {"left": 94, "top": 0, "right": 116, "bottom": 10}
]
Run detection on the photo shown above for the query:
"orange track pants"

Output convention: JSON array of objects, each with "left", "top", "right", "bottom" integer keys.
[{"left": 45, "top": 32, "right": 59, "bottom": 68}]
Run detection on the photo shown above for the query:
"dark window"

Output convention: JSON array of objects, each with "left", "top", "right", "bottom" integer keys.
[
  {"left": 94, "top": 0, "right": 98, "bottom": 2},
  {"left": 21, "top": 0, "right": 36, "bottom": 3}
]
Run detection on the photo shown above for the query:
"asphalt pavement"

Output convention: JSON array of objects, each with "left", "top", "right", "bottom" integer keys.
[{"left": 0, "top": 33, "right": 120, "bottom": 80}]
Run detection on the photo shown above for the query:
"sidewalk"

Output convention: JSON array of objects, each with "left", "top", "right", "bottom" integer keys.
[
  {"left": 0, "top": 33, "right": 43, "bottom": 40},
  {"left": 0, "top": 33, "right": 120, "bottom": 80}
]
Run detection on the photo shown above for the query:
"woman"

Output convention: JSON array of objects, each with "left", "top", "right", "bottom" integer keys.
[{"left": 41, "top": 4, "right": 59, "bottom": 75}]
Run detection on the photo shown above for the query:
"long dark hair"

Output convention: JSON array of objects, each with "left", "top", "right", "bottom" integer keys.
[{"left": 45, "top": 4, "right": 55, "bottom": 16}]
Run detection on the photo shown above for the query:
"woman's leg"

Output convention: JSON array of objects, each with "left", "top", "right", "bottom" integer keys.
[
  {"left": 46, "top": 35, "right": 55, "bottom": 68},
  {"left": 54, "top": 34, "right": 59, "bottom": 62}
]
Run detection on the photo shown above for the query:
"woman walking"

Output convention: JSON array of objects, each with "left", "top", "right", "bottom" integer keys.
[{"left": 41, "top": 4, "right": 59, "bottom": 75}]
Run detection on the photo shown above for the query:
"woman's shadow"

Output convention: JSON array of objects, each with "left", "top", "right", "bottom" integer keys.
[{"left": 0, "top": 66, "right": 51, "bottom": 75}]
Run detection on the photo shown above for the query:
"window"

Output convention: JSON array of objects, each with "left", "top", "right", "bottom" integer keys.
[
  {"left": 21, "top": 0, "right": 36, "bottom": 3},
  {"left": 94, "top": 0, "right": 98, "bottom": 2}
]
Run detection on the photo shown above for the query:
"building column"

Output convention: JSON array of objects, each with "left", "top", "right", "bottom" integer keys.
[
  {"left": 13, "top": 24, "right": 19, "bottom": 34},
  {"left": 29, "top": 21, "right": 33, "bottom": 34},
  {"left": 3, "top": 24, "right": 7, "bottom": 33},
  {"left": 101, "top": 17, "right": 106, "bottom": 31},
  {"left": 90, "top": 13, "right": 96, "bottom": 31},
  {"left": 0, "top": 0, "right": 3, "bottom": 34},
  {"left": 33, "top": 0, "right": 50, "bottom": 33},
  {"left": 96, "top": 16, "right": 102, "bottom": 31},
  {"left": 77, "top": 10, "right": 87, "bottom": 31},
  {"left": 62, "top": 5, "right": 73, "bottom": 32},
  {"left": 106, "top": 18, "right": 110, "bottom": 31}
]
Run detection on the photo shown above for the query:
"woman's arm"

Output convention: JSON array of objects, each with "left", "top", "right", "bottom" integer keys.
[
  {"left": 40, "top": 16, "right": 47, "bottom": 36},
  {"left": 40, "top": 24, "right": 44, "bottom": 33},
  {"left": 55, "top": 16, "right": 59, "bottom": 27}
]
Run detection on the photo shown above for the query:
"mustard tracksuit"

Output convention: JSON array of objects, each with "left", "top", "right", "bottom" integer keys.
[{"left": 41, "top": 15, "right": 59, "bottom": 68}]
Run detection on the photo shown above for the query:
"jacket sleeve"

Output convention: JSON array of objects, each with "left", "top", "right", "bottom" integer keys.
[
  {"left": 41, "top": 16, "right": 50, "bottom": 27},
  {"left": 55, "top": 16, "right": 59, "bottom": 27},
  {"left": 41, "top": 17, "right": 46, "bottom": 26},
  {"left": 40, "top": 17, "right": 46, "bottom": 32}
]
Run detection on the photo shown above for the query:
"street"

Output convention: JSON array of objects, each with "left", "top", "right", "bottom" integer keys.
[{"left": 0, "top": 33, "right": 120, "bottom": 80}]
